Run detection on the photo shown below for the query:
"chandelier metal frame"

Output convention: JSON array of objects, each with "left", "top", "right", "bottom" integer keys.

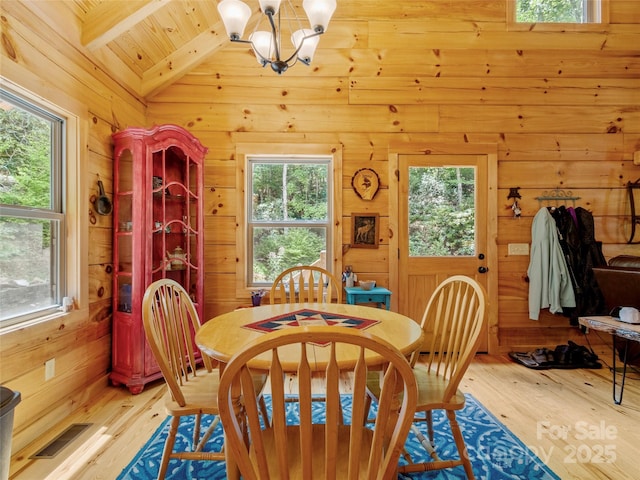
[{"left": 217, "top": 0, "right": 336, "bottom": 75}]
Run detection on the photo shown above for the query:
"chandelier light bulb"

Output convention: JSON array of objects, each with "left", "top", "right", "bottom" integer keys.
[
  {"left": 218, "top": 0, "right": 252, "bottom": 40},
  {"left": 292, "top": 29, "right": 319, "bottom": 64},
  {"left": 258, "top": 0, "right": 282, "bottom": 15},
  {"left": 249, "top": 31, "right": 275, "bottom": 65},
  {"left": 303, "top": 0, "right": 336, "bottom": 33}
]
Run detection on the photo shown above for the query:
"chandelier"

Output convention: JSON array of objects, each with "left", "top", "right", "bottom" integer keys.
[{"left": 217, "top": 0, "right": 337, "bottom": 74}]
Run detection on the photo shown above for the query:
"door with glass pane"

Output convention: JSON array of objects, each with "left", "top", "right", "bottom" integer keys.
[{"left": 399, "top": 154, "right": 489, "bottom": 352}]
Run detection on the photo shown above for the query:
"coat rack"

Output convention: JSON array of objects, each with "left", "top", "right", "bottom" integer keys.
[{"left": 535, "top": 188, "right": 581, "bottom": 207}]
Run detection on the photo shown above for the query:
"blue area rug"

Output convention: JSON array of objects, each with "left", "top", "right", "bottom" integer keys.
[{"left": 118, "top": 394, "right": 559, "bottom": 479}]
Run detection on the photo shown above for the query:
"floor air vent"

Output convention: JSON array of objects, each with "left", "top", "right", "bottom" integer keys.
[{"left": 31, "top": 423, "right": 92, "bottom": 459}]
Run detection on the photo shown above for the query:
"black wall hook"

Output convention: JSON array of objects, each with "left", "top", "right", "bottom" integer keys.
[{"left": 507, "top": 187, "right": 521, "bottom": 200}]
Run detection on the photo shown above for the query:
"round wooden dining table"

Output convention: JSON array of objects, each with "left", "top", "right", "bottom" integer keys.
[
  {"left": 195, "top": 302, "right": 423, "bottom": 480},
  {"left": 196, "top": 302, "right": 424, "bottom": 371}
]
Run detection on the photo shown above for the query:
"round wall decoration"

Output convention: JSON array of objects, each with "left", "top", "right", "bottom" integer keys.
[{"left": 351, "top": 168, "right": 380, "bottom": 201}]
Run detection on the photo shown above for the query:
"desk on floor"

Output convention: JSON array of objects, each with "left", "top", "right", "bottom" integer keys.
[
  {"left": 344, "top": 286, "right": 392, "bottom": 310},
  {"left": 578, "top": 315, "right": 640, "bottom": 405}
]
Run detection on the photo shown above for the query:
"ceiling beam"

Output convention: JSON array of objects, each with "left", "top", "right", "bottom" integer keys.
[
  {"left": 141, "top": 6, "right": 262, "bottom": 98},
  {"left": 82, "top": 0, "right": 172, "bottom": 50},
  {"left": 141, "top": 22, "right": 229, "bottom": 98}
]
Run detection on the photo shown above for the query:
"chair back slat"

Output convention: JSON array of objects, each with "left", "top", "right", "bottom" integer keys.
[
  {"left": 142, "top": 279, "right": 211, "bottom": 406},
  {"left": 243, "top": 367, "right": 269, "bottom": 468},
  {"left": 218, "top": 327, "right": 417, "bottom": 480},
  {"left": 323, "top": 343, "right": 340, "bottom": 479},
  {"left": 347, "top": 349, "right": 367, "bottom": 478},
  {"left": 413, "top": 276, "right": 487, "bottom": 402},
  {"left": 270, "top": 266, "right": 342, "bottom": 304},
  {"left": 297, "top": 345, "right": 314, "bottom": 478}
]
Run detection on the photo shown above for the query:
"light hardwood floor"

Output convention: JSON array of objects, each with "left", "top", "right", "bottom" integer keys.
[{"left": 9, "top": 345, "right": 640, "bottom": 480}]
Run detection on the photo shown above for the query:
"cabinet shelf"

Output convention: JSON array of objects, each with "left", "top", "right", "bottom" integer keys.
[{"left": 153, "top": 192, "right": 190, "bottom": 201}]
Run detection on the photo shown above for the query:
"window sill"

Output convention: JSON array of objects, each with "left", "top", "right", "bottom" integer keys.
[
  {"left": 0, "top": 308, "right": 79, "bottom": 336},
  {"left": 507, "top": 22, "right": 610, "bottom": 32}
]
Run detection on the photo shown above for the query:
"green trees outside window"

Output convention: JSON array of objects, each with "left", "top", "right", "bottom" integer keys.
[
  {"left": 248, "top": 160, "right": 331, "bottom": 284},
  {"left": 0, "top": 90, "right": 64, "bottom": 324},
  {"left": 516, "top": 0, "right": 595, "bottom": 23},
  {"left": 408, "top": 167, "right": 475, "bottom": 257}
]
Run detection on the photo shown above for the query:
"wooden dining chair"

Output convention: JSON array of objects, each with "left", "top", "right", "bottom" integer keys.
[
  {"left": 142, "top": 279, "right": 269, "bottom": 480},
  {"left": 366, "top": 275, "right": 487, "bottom": 479},
  {"left": 269, "top": 265, "right": 342, "bottom": 304},
  {"left": 217, "top": 326, "right": 418, "bottom": 480}
]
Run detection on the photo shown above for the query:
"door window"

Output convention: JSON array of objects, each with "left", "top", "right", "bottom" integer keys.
[{"left": 408, "top": 166, "right": 476, "bottom": 257}]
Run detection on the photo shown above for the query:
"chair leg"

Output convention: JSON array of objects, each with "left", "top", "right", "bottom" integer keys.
[
  {"left": 426, "top": 410, "right": 434, "bottom": 446},
  {"left": 193, "top": 413, "right": 202, "bottom": 447},
  {"left": 195, "top": 416, "right": 221, "bottom": 452},
  {"left": 447, "top": 410, "right": 475, "bottom": 480},
  {"left": 258, "top": 395, "right": 270, "bottom": 428},
  {"left": 364, "top": 394, "right": 373, "bottom": 424},
  {"left": 410, "top": 423, "right": 439, "bottom": 461},
  {"left": 158, "top": 416, "right": 180, "bottom": 480}
]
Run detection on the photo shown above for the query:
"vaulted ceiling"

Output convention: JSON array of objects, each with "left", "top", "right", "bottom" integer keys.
[
  {"left": 71, "top": 1, "right": 539, "bottom": 100},
  {"left": 72, "top": 0, "right": 264, "bottom": 98},
  {"left": 71, "top": 1, "right": 439, "bottom": 99}
]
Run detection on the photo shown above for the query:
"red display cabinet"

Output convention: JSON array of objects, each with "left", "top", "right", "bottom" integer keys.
[{"left": 110, "top": 124, "right": 207, "bottom": 394}]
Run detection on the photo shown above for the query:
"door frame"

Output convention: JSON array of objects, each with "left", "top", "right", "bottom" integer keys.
[{"left": 388, "top": 142, "right": 499, "bottom": 354}]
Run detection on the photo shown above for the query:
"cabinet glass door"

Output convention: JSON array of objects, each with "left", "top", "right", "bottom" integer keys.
[
  {"left": 115, "top": 149, "right": 133, "bottom": 313},
  {"left": 150, "top": 146, "right": 199, "bottom": 303}
]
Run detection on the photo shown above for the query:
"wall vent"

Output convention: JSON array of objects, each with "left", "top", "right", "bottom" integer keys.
[{"left": 31, "top": 423, "right": 92, "bottom": 459}]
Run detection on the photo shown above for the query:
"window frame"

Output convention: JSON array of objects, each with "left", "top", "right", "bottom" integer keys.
[
  {"left": 507, "top": 0, "right": 610, "bottom": 32},
  {"left": 247, "top": 156, "right": 332, "bottom": 286},
  {"left": 0, "top": 78, "right": 86, "bottom": 331},
  {"left": 235, "top": 143, "right": 342, "bottom": 296}
]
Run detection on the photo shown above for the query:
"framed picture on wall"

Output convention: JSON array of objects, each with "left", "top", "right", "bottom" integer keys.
[{"left": 351, "top": 213, "right": 379, "bottom": 248}]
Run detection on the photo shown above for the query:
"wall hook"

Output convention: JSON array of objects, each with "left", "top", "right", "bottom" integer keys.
[
  {"left": 507, "top": 187, "right": 521, "bottom": 200},
  {"left": 507, "top": 187, "right": 521, "bottom": 217}
]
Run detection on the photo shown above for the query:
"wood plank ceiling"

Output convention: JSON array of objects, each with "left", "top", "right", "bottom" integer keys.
[
  {"left": 71, "top": 0, "right": 264, "bottom": 98},
  {"left": 69, "top": 1, "right": 516, "bottom": 99}
]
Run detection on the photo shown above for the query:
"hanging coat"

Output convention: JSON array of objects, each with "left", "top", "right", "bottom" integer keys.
[
  {"left": 528, "top": 207, "right": 576, "bottom": 320},
  {"left": 572, "top": 207, "right": 608, "bottom": 321},
  {"left": 550, "top": 206, "right": 607, "bottom": 324}
]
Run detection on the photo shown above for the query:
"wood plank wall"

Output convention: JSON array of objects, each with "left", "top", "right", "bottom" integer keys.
[
  {"left": 148, "top": 0, "right": 640, "bottom": 351},
  {"left": 0, "top": 0, "right": 639, "bottom": 460},
  {"left": 0, "top": 1, "right": 145, "bottom": 455}
]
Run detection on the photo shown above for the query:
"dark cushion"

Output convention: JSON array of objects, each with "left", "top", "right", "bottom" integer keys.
[{"left": 608, "top": 255, "right": 640, "bottom": 269}]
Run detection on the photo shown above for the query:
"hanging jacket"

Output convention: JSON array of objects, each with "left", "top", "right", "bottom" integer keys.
[
  {"left": 573, "top": 207, "right": 608, "bottom": 321},
  {"left": 550, "top": 207, "right": 607, "bottom": 324},
  {"left": 528, "top": 207, "right": 576, "bottom": 320}
]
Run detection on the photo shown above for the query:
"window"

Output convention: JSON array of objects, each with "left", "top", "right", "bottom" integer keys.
[
  {"left": 508, "top": 0, "right": 608, "bottom": 29},
  {"left": 246, "top": 156, "right": 332, "bottom": 286},
  {"left": 515, "top": 0, "right": 602, "bottom": 23},
  {"left": 0, "top": 88, "right": 66, "bottom": 326},
  {"left": 408, "top": 166, "right": 476, "bottom": 257}
]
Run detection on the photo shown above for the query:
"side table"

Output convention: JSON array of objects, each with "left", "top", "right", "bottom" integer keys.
[
  {"left": 345, "top": 286, "right": 392, "bottom": 310},
  {"left": 578, "top": 315, "right": 640, "bottom": 405}
]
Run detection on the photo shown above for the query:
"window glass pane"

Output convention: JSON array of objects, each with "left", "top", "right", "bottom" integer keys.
[
  {"left": 247, "top": 156, "right": 332, "bottom": 286},
  {"left": 0, "top": 216, "right": 58, "bottom": 320},
  {"left": 408, "top": 166, "right": 476, "bottom": 257},
  {"left": 251, "top": 162, "right": 328, "bottom": 221},
  {"left": 0, "top": 97, "right": 53, "bottom": 209},
  {"left": 0, "top": 89, "right": 64, "bottom": 325},
  {"left": 516, "top": 0, "right": 591, "bottom": 23},
  {"left": 252, "top": 226, "right": 328, "bottom": 283}
]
